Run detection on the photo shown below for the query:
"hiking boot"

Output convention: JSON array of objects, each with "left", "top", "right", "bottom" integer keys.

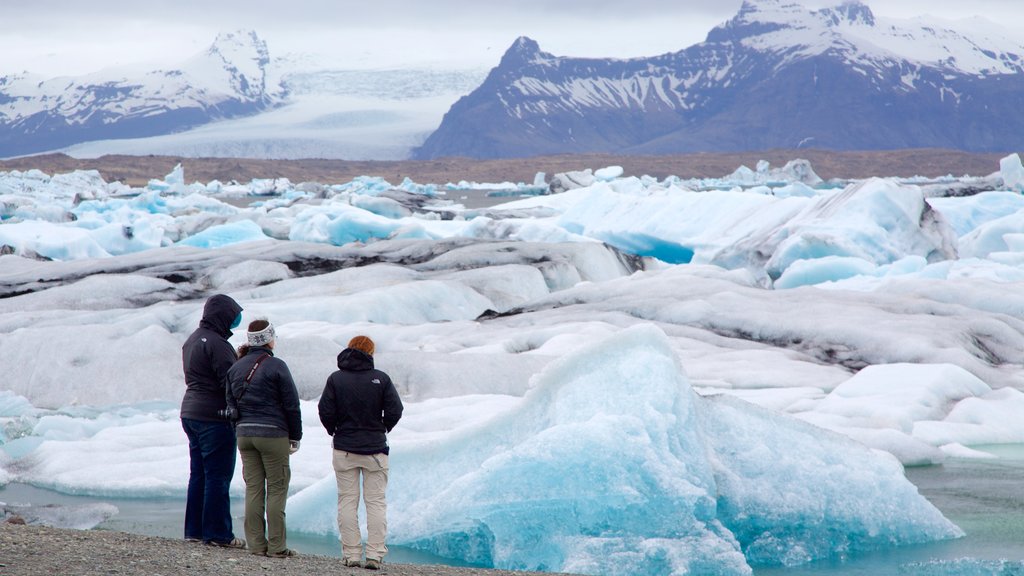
[
  {"left": 207, "top": 537, "right": 246, "bottom": 549},
  {"left": 364, "top": 558, "right": 382, "bottom": 570},
  {"left": 343, "top": 557, "right": 362, "bottom": 568},
  {"left": 269, "top": 549, "right": 298, "bottom": 558}
]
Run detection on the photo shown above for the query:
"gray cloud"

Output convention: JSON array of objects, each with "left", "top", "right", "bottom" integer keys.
[{"left": 2, "top": 0, "right": 1022, "bottom": 77}]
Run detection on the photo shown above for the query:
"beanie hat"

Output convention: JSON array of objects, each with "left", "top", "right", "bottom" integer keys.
[
  {"left": 248, "top": 321, "right": 276, "bottom": 347},
  {"left": 348, "top": 335, "right": 375, "bottom": 356}
]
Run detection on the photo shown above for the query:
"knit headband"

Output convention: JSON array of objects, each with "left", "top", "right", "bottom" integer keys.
[{"left": 247, "top": 322, "right": 276, "bottom": 347}]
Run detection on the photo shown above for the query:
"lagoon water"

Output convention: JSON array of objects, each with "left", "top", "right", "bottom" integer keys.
[{"left": 3, "top": 447, "right": 1022, "bottom": 574}]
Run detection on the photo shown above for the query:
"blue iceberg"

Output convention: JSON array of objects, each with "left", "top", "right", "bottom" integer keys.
[{"left": 288, "top": 325, "right": 961, "bottom": 575}]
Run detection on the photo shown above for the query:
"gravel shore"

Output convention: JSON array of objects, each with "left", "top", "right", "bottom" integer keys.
[{"left": 0, "top": 523, "right": 575, "bottom": 576}]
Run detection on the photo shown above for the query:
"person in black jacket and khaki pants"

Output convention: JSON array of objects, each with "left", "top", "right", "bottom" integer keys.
[{"left": 318, "top": 335, "right": 403, "bottom": 570}]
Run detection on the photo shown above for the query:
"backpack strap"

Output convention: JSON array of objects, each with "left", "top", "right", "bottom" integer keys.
[{"left": 235, "top": 353, "right": 272, "bottom": 401}]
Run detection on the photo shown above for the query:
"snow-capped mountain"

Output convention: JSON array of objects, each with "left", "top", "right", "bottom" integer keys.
[
  {"left": 0, "top": 30, "right": 284, "bottom": 158},
  {"left": 414, "top": 0, "right": 1024, "bottom": 159}
]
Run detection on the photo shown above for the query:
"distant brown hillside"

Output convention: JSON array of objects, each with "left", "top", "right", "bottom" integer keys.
[{"left": 0, "top": 149, "right": 1014, "bottom": 187}]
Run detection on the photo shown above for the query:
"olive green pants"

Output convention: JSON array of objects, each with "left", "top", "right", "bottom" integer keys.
[{"left": 237, "top": 436, "right": 291, "bottom": 555}]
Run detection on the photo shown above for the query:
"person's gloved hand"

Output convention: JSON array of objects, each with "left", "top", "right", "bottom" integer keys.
[{"left": 289, "top": 440, "right": 300, "bottom": 454}]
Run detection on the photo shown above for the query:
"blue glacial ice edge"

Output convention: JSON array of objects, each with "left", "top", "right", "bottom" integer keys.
[{"left": 287, "top": 325, "right": 963, "bottom": 576}]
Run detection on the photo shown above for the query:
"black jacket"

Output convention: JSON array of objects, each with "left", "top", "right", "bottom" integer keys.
[
  {"left": 318, "top": 348, "right": 403, "bottom": 455},
  {"left": 180, "top": 294, "right": 242, "bottom": 421},
  {"left": 226, "top": 347, "right": 302, "bottom": 441}
]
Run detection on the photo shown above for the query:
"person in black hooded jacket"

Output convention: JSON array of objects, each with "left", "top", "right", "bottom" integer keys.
[
  {"left": 180, "top": 293, "right": 245, "bottom": 548},
  {"left": 318, "top": 335, "right": 403, "bottom": 570}
]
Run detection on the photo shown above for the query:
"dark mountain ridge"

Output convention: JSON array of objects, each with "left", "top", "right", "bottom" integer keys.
[{"left": 415, "top": 0, "right": 1024, "bottom": 159}]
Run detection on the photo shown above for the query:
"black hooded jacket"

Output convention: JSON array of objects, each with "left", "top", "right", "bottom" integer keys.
[
  {"left": 226, "top": 346, "right": 302, "bottom": 441},
  {"left": 318, "top": 348, "right": 403, "bottom": 455},
  {"left": 180, "top": 294, "right": 243, "bottom": 421}
]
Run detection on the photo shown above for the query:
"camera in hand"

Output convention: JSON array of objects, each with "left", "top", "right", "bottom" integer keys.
[{"left": 218, "top": 406, "right": 238, "bottom": 421}]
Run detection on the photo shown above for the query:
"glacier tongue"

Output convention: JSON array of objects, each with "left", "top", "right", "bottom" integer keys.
[{"left": 289, "top": 324, "right": 961, "bottom": 575}]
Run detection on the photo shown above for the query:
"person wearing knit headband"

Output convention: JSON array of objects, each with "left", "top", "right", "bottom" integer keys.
[
  {"left": 247, "top": 322, "right": 276, "bottom": 347},
  {"left": 225, "top": 318, "right": 302, "bottom": 559}
]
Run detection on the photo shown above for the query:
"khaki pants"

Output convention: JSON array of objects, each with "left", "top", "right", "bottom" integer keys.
[
  {"left": 237, "top": 436, "right": 291, "bottom": 555},
  {"left": 333, "top": 450, "right": 389, "bottom": 562}
]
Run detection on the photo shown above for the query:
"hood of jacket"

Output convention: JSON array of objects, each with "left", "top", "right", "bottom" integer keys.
[
  {"left": 337, "top": 348, "right": 374, "bottom": 371},
  {"left": 200, "top": 294, "right": 243, "bottom": 338}
]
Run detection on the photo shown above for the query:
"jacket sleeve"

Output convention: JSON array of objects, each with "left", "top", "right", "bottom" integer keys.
[
  {"left": 317, "top": 376, "right": 337, "bottom": 435},
  {"left": 276, "top": 360, "right": 303, "bottom": 441},
  {"left": 381, "top": 374, "right": 403, "bottom": 433},
  {"left": 225, "top": 363, "right": 240, "bottom": 416}
]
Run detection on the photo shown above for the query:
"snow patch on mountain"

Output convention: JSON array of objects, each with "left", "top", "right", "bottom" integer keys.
[{"left": 726, "top": 0, "right": 1024, "bottom": 76}]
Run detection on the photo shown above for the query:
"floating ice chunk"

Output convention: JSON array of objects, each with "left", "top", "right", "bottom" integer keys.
[
  {"left": 288, "top": 202, "right": 410, "bottom": 245},
  {"left": 177, "top": 219, "right": 270, "bottom": 248},
  {"left": 7, "top": 399, "right": 331, "bottom": 498},
  {"left": 0, "top": 391, "right": 34, "bottom": 417},
  {"left": 762, "top": 178, "right": 958, "bottom": 280},
  {"left": 939, "top": 443, "right": 997, "bottom": 459},
  {"left": 0, "top": 221, "right": 110, "bottom": 260},
  {"left": 729, "top": 165, "right": 757, "bottom": 184},
  {"left": 0, "top": 274, "right": 177, "bottom": 314},
  {"left": 147, "top": 163, "right": 186, "bottom": 193},
  {"left": 793, "top": 363, "right": 993, "bottom": 464},
  {"left": 810, "top": 363, "right": 990, "bottom": 432},
  {"left": 958, "top": 210, "right": 1024, "bottom": 258},
  {"left": 1, "top": 321, "right": 185, "bottom": 409},
  {"left": 350, "top": 194, "right": 411, "bottom": 219},
  {"left": 558, "top": 182, "right": 794, "bottom": 264},
  {"left": 927, "top": 192, "right": 1024, "bottom": 237},
  {"left": 773, "top": 255, "right": 877, "bottom": 288},
  {"left": 1000, "top": 153, "right": 1024, "bottom": 191},
  {"left": 726, "top": 160, "right": 821, "bottom": 186},
  {"left": 165, "top": 163, "right": 184, "bottom": 186},
  {"left": 251, "top": 279, "right": 495, "bottom": 326},
  {"left": 549, "top": 169, "right": 597, "bottom": 193},
  {"left": 383, "top": 324, "right": 745, "bottom": 575},
  {"left": 594, "top": 165, "right": 624, "bottom": 181},
  {"left": 327, "top": 175, "right": 393, "bottom": 198},
  {"left": 87, "top": 221, "right": 166, "bottom": 255},
  {"left": 1, "top": 501, "right": 119, "bottom": 529},
  {"left": 289, "top": 325, "right": 961, "bottom": 574},
  {"left": 778, "top": 159, "right": 823, "bottom": 186},
  {"left": 205, "top": 259, "right": 292, "bottom": 290},
  {"left": 772, "top": 182, "right": 819, "bottom": 198},
  {"left": 913, "top": 387, "right": 1024, "bottom": 446},
  {"left": 248, "top": 177, "right": 292, "bottom": 195},
  {"left": 703, "top": 394, "right": 962, "bottom": 567},
  {"left": 436, "top": 264, "right": 550, "bottom": 313}
]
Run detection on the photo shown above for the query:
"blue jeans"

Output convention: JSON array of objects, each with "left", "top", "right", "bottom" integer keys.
[{"left": 181, "top": 417, "right": 237, "bottom": 544}]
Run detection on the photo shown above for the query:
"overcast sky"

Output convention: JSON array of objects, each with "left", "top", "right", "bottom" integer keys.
[{"left": 3, "top": 0, "right": 1024, "bottom": 77}]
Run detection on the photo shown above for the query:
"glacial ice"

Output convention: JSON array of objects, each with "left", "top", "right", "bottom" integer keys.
[
  {"left": 1, "top": 500, "right": 119, "bottom": 530},
  {"left": 3, "top": 155, "right": 1024, "bottom": 573},
  {"left": 288, "top": 326, "right": 961, "bottom": 574},
  {"left": 1000, "top": 153, "right": 1024, "bottom": 191}
]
